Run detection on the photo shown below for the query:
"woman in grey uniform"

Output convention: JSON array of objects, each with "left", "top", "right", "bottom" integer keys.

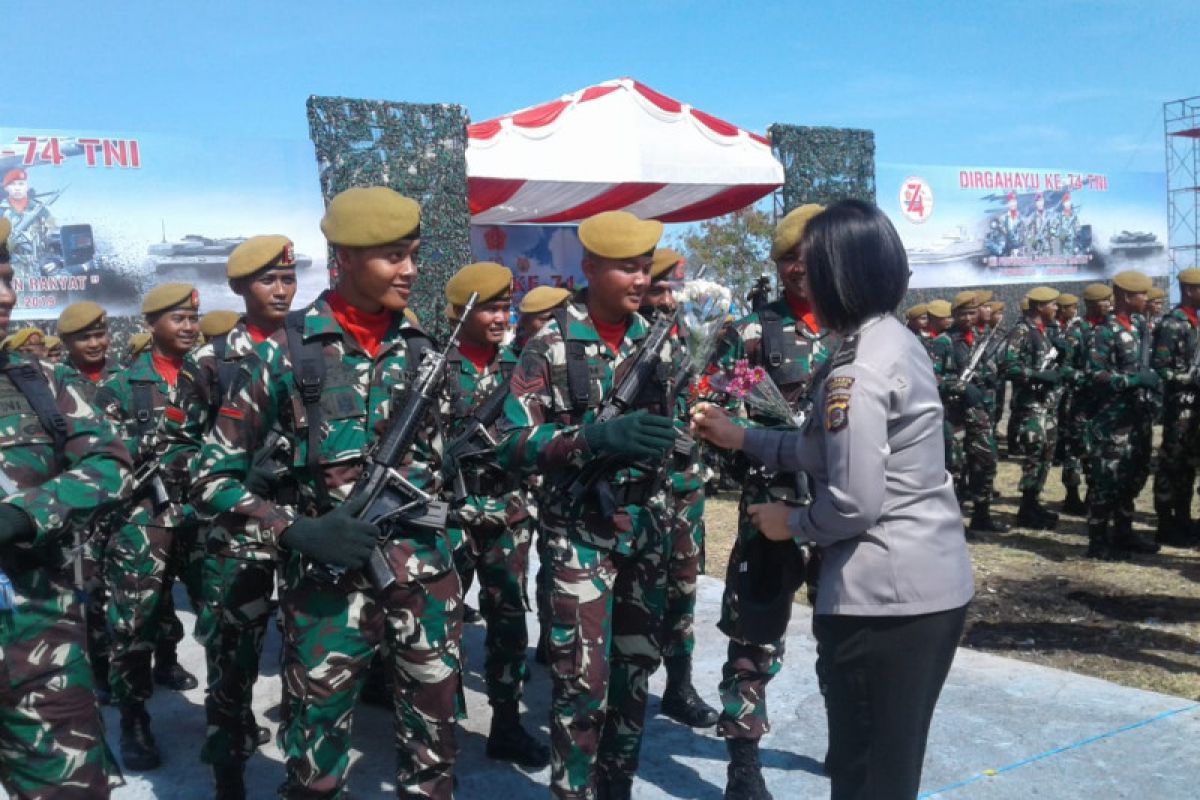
[{"left": 693, "top": 199, "right": 974, "bottom": 800}]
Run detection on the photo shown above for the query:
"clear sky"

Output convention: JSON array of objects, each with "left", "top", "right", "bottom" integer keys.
[{"left": 4, "top": 0, "right": 1196, "bottom": 173}]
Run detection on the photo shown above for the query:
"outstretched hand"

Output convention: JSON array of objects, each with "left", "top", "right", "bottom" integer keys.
[
  {"left": 747, "top": 502, "right": 795, "bottom": 542},
  {"left": 690, "top": 402, "right": 746, "bottom": 452}
]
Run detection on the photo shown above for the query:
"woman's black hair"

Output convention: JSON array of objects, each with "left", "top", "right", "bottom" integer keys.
[{"left": 800, "top": 199, "right": 910, "bottom": 332}]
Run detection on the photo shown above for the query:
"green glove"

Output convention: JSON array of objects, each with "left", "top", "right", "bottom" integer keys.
[
  {"left": 582, "top": 410, "right": 677, "bottom": 461},
  {"left": 244, "top": 465, "right": 278, "bottom": 498},
  {"left": 0, "top": 503, "right": 36, "bottom": 548},
  {"left": 280, "top": 494, "right": 379, "bottom": 569}
]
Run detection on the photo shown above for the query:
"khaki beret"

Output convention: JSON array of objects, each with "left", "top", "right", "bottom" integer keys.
[
  {"left": 1177, "top": 268, "right": 1200, "bottom": 286},
  {"left": 952, "top": 290, "right": 980, "bottom": 311},
  {"left": 446, "top": 261, "right": 513, "bottom": 307},
  {"left": 988, "top": 300, "right": 1006, "bottom": 313},
  {"left": 520, "top": 286, "right": 572, "bottom": 314},
  {"left": 5, "top": 327, "right": 44, "bottom": 351},
  {"left": 143, "top": 283, "right": 199, "bottom": 316},
  {"left": 578, "top": 211, "right": 663, "bottom": 260},
  {"left": 904, "top": 303, "right": 928, "bottom": 320},
  {"left": 128, "top": 332, "right": 152, "bottom": 357},
  {"left": 1082, "top": 282, "right": 1113, "bottom": 301},
  {"left": 926, "top": 300, "right": 952, "bottom": 319},
  {"left": 1026, "top": 286, "right": 1060, "bottom": 303},
  {"left": 0, "top": 217, "right": 9, "bottom": 259},
  {"left": 1057, "top": 293, "right": 1079, "bottom": 307},
  {"left": 974, "top": 289, "right": 994, "bottom": 304},
  {"left": 321, "top": 187, "right": 420, "bottom": 247},
  {"left": 650, "top": 248, "right": 683, "bottom": 281},
  {"left": 1147, "top": 286, "right": 1166, "bottom": 301},
  {"left": 1112, "top": 270, "right": 1152, "bottom": 293},
  {"left": 58, "top": 301, "right": 107, "bottom": 335},
  {"left": 227, "top": 235, "right": 296, "bottom": 279},
  {"left": 199, "top": 310, "right": 241, "bottom": 338},
  {"left": 43, "top": 335, "right": 61, "bottom": 350},
  {"left": 770, "top": 204, "right": 825, "bottom": 261}
]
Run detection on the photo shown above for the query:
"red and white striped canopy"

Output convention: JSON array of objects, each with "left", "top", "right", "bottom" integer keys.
[{"left": 467, "top": 78, "right": 783, "bottom": 225}]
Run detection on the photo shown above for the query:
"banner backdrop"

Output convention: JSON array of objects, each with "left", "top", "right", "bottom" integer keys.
[
  {"left": 469, "top": 224, "right": 584, "bottom": 307},
  {"left": 1, "top": 128, "right": 328, "bottom": 320},
  {"left": 880, "top": 163, "right": 1168, "bottom": 289}
]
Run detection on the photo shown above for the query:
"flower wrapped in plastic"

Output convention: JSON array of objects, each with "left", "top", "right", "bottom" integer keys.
[
  {"left": 708, "top": 358, "right": 803, "bottom": 428},
  {"left": 674, "top": 279, "right": 734, "bottom": 378}
]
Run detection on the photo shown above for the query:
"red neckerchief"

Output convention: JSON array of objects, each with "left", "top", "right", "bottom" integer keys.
[
  {"left": 1033, "top": 318, "right": 1045, "bottom": 334},
  {"left": 9, "top": 197, "right": 28, "bottom": 214},
  {"left": 151, "top": 351, "right": 183, "bottom": 388},
  {"left": 962, "top": 329, "right": 975, "bottom": 346},
  {"left": 592, "top": 316, "right": 628, "bottom": 355},
  {"left": 458, "top": 340, "right": 497, "bottom": 373},
  {"left": 327, "top": 291, "right": 391, "bottom": 358},
  {"left": 80, "top": 364, "right": 105, "bottom": 382},
  {"left": 1115, "top": 314, "right": 1133, "bottom": 333},
  {"left": 1087, "top": 313, "right": 1105, "bottom": 327},
  {"left": 244, "top": 321, "right": 272, "bottom": 344},
  {"left": 785, "top": 293, "right": 819, "bottom": 334},
  {"left": 1180, "top": 306, "right": 1198, "bottom": 328}
]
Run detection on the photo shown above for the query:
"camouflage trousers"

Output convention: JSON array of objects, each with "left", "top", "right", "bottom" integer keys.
[
  {"left": 715, "top": 513, "right": 785, "bottom": 741},
  {"left": 0, "top": 574, "right": 119, "bottom": 799},
  {"left": 80, "top": 533, "right": 111, "bottom": 673},
  {"left": 105, "top": 520, "right": 202, "bottom": 706},
  {"left": 662, "top": 485, "right": 705, "bottom": 659},
  {"left": 1088, "top": 410, "right": 1154, "bottom": 522},
  {"left": 543, "top": 523, "right": 668, "bottom": 799},
  {"left": 1014, "top": 402, "right": 1058, "bottom": 494},
  {"left": 198, "top": 551, "right": 277, "bottom": 767},
  {"left": 277, "top": 568, "right": 463, "bottom": 799},
  {"left": 943, "top": 418, "right": 964, "bottom": 489},
  {"left": 453, "top": 519, "right": 533, "bottom": 707},
  {"left": 1062, "top": 401, "right": 1093, "bottom": 490},
  {"left": 962, "top": 404, "right": 997, "bottom": 504},
  {"left": 1153, "top": 398, "right": 1200, "bottom": 514}
]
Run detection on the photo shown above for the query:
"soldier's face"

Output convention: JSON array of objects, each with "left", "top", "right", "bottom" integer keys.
[
  {"left": 64, "top": 326, "right": 110, "bottom": 368},
  {"left": 4, "top": 180, "right": 27, "bottom": 201},
  {"left": 336, "top": 239, "right": 419, "bottom": 313},
  {"left": 774, "top": 247, "right": 807, "bottom": 301},
  {"left": 910, "top": 314, "right": 928, "bottom": 331},
  {"left": 1182, "top": 285, "right": 1200, "bottom": 308},
  {"left": 460, "top": 298, "right": 511, "bottom": 347},
  {"left": 953, "top": 306, "right": 978, "bottom": 330},
  {"left": 1035, "top": 300, "right": 1058, "bottom": 323},
  {"left": 642, "top": 280, "right": 675, "bottom": 313},
  {"left": 979, "top": 306, "right": 994, "bottom": 325},
  {"left": 149, "top": 308, "right": 200, "bottom": 357},
  {"left": 46, "top": 344, "right": 63, "bottom": 363},
  {"left": 1085, "top": 299, "right": 1109, "bottom": 318},
  {"left": 932, "top": 316, "right": 951, "bottom": 333},
  {"left": 17, "top": 335, "right": 46, "bottom": 358},
  {"left": 236, "top": 267, "right": 297, "bottom": 328},
  {"left": 1058, "top": 305, "right": 1077, "bottom": 323},
  {"left": 582, "top": 254, "right": 651, "bottom": 320},
  {"left": 518, "top": 311, "right": 553, "bottom": 342},
  {"left": 0, "top": 263, "right": 14, "bottom": 331},
  {"left": 1119, "top": 290, "right": 1147, "bottom": 315}
]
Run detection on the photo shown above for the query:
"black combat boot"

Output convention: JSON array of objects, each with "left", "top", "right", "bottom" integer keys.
[
  {"left": 92, "top": 654, "right": 112, "bottom": 706},
  {"left": 661, "top": 654, "right": 720, "bottom": 727},
  {"left": 1085, "top": 519, "right": 1115, "bottom": 560},
  {"left": 485, "top": 701, "right": 551, "bottom": 769},
  {"left": 968, "top": 501, "right": 1008, "bottom": 534},
  {"left": 725, "top": 738, "right": 773, "bottom": 800},
  {"left": 1112, "top": 508, "right": 1159, "bottom": 555},
  {"left": 1034, "top": 497, "right": 1060, "bottom": 529},
  {"left": 1017, "top": 491, "right": 1055, "bottom": 530},
  {"left": 359, "top": 652, "right": 391, "bottom": 709},
  {"left": 596, "top": 773, "right": 633, "bottom": 800},
  {"left": 1160, "top": 499, "right": 1198, "bottom": 547},
  {"left": 213, "top": 763, "right": 246, "bottom": 800},
  {"left": 119, "top": 702, "right": 161, "bottom": 771},
  {"left": 1062, "top": 484, "right": 1087, "bottom": 516},
  {"left": 153, "top": 641, "right": 198, "bottom": 691}
]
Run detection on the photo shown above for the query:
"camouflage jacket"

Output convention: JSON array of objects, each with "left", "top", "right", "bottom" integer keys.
[
  {"left": 0, "top": 355, "right": 133, "bottom": 598},
  {"left": 925, "top": 332, "right": 957, "bottom": 405},
  {"left": 440, "top": 343, "right": 527, "bottom": 534},
  {"left": 1152, "top": 306, "right": 1200, "bottom": 401},
  {"left": 496, "top": 299, "right": 675, "bottom": 553},
  {"left": 666, "top": 326, "right": 705, "bottom": 495},
  {"left": 1002, "top": 317, "right": 1065, "bottom": 408},
  {"left": 1086, "top": 312, "right": 1159, "bottom": 420},
  {"left": 967, "top": 324, "right": 1002, "bottom": 389},
  {"left": 190, "top": 292, "right": 451, "bottom": 580},
  {"left": 720, "top": 298, "right": 829, "bottom": 413},
  {"left": 63, "top": 358, "right": 122, "bottom": 405}
]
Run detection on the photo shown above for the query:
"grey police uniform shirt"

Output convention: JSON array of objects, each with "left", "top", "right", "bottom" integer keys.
[{"left": 742, "top": 313, "right": 975, "bottom": 617}]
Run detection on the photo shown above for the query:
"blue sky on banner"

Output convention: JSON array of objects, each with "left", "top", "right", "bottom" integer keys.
[{"left": 4, "top": 0, "right": 1196, "bottom": 174}]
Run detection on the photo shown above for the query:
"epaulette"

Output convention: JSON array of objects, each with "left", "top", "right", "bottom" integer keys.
[{"left": 830, "top": 333, "right": 859, "bottom": 369}]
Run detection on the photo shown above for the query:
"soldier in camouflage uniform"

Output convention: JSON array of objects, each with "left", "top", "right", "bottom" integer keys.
[
  {"left": 438, "top": 262, "right": 550, "bottom": 769},
  {"left": 1150, "top": 268, "right": 1200, "bottom": 547},
  {"left": 497, "top": 210, "right": 679, "bottom": 800},
  {"left": 1084, "top": 270, "right": 1162, "bottom": 560},
  {"left": 154, "top": 236, "right": 299, "bottom": 797},
  {"left": 638, "top": 248, "right": 720, "bottom": 730},
  {"left": 57, "top": 301, "right": 123, "bottom": 703},
  {"left": 924, "top": 300, "right": 961, "bottom": 486},
  {"left": 0, "top": 218, "right": 133, "bottom": 799},
  {"left": 1054, "top": 294, "right": 1090, "bottom": 515},
  {"left": 904, "top": 303, "right": 929, "bottom": 338},
  {"left": 191, "top": 188, "right": 464, "bottom": 798},
  {"left": 98, "top": 282, "right": 204, "bottom": 771},
  {"left": 1002, "top": 287, "right": 1065, "bottom": 530},
  {"left": 709, "top": 205, "right": 828, "bottom": 800},
  {"left": 946, "top": 292, "right": 1006, "bottom": 534}
]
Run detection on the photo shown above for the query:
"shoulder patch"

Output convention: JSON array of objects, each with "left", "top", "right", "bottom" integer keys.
[
  {"left": 825, "top": 387, "right": 851, "bottom": 432},
  {"left": 826, "top": 375, "right": 855, "bottom": 393}
]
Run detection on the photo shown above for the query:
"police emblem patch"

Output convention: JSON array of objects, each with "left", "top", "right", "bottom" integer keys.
[{"left": 825, "top": 376, "right": 854, "bottom": 432}]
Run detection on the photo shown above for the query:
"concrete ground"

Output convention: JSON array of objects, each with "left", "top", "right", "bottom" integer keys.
[{"left": 51, "top": 566, "right": 1200, "bottom": 799}]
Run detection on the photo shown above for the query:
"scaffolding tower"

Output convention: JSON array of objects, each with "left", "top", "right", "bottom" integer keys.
[{"left": 1166, "top": 96, "right": 1200, "bottom": 279}]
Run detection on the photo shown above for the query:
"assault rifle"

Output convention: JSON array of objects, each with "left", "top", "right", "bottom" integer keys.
[
  {"left": 129, "top": 460, "right": 171, "bottom": 515},
  {"left": 442, "top": 378, "right": 511, "bottom": 501},
  {"left": 553, "top": 311, "right": 674, "bottom": 519},
  {"left": 311, "top": 293, "right": 478, "bottom": 590},
  {"left": 959, "top": 319, "right": 1006, "bottom": 384},
  {"left": 1137, "top": 314, "right": 1157, "bottom": 408}
]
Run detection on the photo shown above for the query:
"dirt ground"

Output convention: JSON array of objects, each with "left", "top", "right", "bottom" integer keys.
[{"left": 700, "top": 443, "right": 1200, "bottom": 701}]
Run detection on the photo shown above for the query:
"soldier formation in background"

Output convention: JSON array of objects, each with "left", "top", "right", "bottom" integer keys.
[{"left": 2, "top": 194, "right": 1199, "bottom": 800}]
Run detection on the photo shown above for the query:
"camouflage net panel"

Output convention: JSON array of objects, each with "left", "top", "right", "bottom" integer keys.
[
  {"left": 769, "top": 124, "right": 876, "bottom": 212},
  {"left": 306, "top": 96, "right": 471, "bottom": 341}
]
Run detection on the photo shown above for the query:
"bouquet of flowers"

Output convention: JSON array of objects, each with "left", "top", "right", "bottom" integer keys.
[
  {"left": 674, "top": 278, "right": 734, "bottom": 378},
  {"left": 708, "top": 358, "right": 802, "bottom": 428}
]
